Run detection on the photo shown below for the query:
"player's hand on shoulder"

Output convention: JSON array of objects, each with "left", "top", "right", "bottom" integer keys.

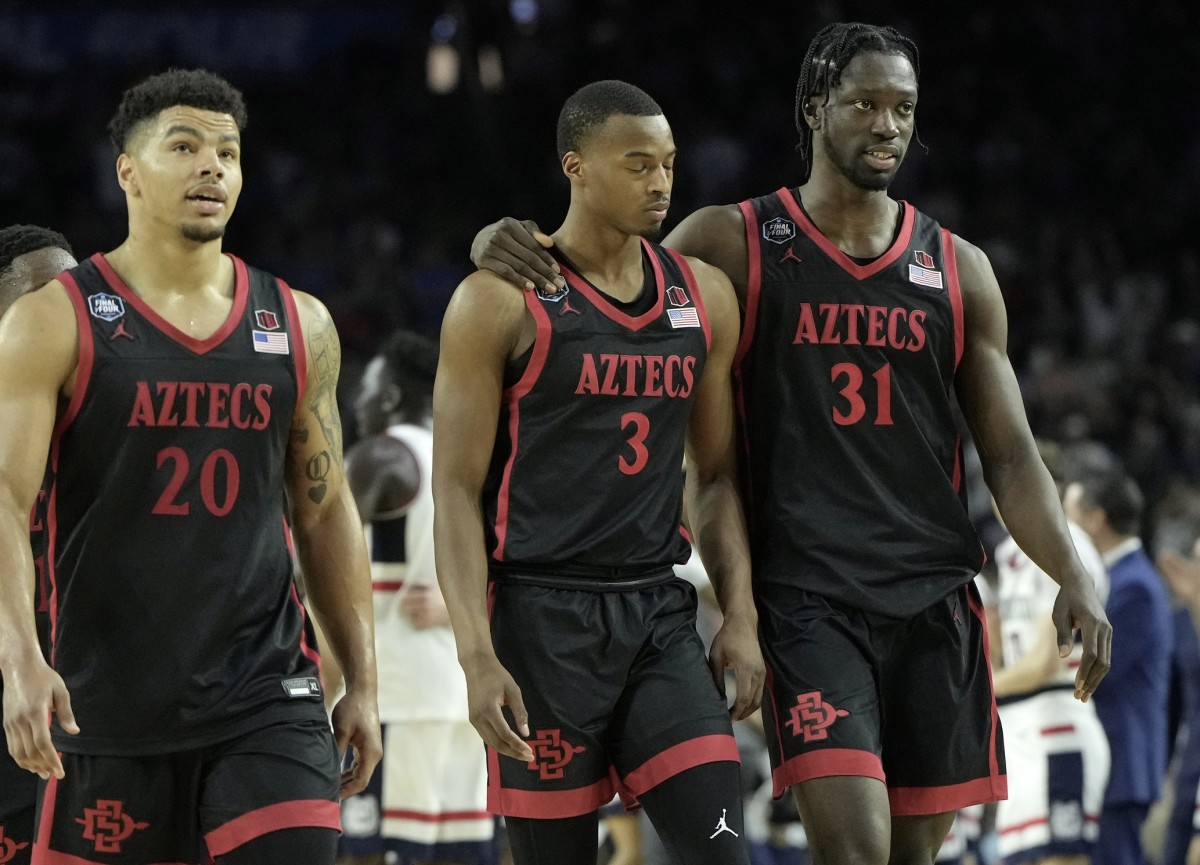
[
  {"left": 470, "top": 217, "right": 564, "bottom": 294},
  {"left": 1, "top": 656, "right": 78, "bottom": 780},
  {"left": 1051, "top": 579, "right": 1112, "bottom": 703},
  {"left": 459, "top": 650, "right": 534, "bottom": 762},
  {"left": 331, "top": 686, "right": 382, "bottom": 799}
]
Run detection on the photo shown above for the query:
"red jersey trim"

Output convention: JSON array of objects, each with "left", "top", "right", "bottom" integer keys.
[
  {"left": 941, "top": 228, "right": 965, "bottom": 371},
  {"left": 372, "top": 580, "right": 405, "bottom": 592},
  {"left": 52, "top": 271, "right": 95, "bottom": 438},
  {"left": 204, "top": 798, "right": 341, "bottom": 856},
  {"left": 777, "top": 187, "right": 915, "bottom": 281},
  {"left": 278, "top": 278, "right": 308, "bottom": 410},
  {"left": 770, "top": 747, "right": 885, "bottom": 798},
  {"left": 289, "top": 581, "right": 322, "bottom": 675},
  {"left": 888, "top": 774, "right": 1007, "bottom": 816},
  {"left": 556, "top": 238, "right": 666, "bottom": 332},
  {"left": 33, "top": 765, "right": 60, "bottom": 861},
  {"left": 732, "top": 200, "right": 761, "bottom": 367},
  {"left": 35, "top": 853, "right": 192, "bottom": 865},
  {"left": 621, "top": 734, "right": 740, "bottom": 797},
  {"left": 91, "top": 252, "right": 249, "bottom": 356},
  {"left": 491, "top": 292, "right": 552, "bottom": 561},
  {"left": 487, "top": 746, "right": 615, "bottom": 818},
  {"left": 664, "top": 248, "right": 711, "bottom": 353}
]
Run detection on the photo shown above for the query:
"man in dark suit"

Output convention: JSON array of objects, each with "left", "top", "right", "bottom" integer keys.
[{"left": 1066, "top": 469, "right": 1173, "bottom": 865}]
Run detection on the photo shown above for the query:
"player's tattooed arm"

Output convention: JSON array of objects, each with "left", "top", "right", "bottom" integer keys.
[{"left": 285, "top": 290, "right": 381, "bottom": 799}]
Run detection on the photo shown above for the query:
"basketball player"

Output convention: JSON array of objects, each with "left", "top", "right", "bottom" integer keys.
[
  {"left": 469, "top": 23, "right": 1111, "bottom": 865},
  {"left": 0, "top": 225, "right": 77, "bottom": 865},
  {"left": 992, "top": 494, "right": 1111, "bottom": 865},
  {"left": 434, "top": 80, "right": 763, "bottom": 865},
  {"left": 0, "top": 69, "right": 381, "bottom": 864},
  {"left": 338, "top": 329, "right": 495, "bottom": 865}
]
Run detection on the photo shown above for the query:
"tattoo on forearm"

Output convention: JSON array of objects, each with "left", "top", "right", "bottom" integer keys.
[{"left": 306, "top": 450, "right": 332, "bottom": 503}]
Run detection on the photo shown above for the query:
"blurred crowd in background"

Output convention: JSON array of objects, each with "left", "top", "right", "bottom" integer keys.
[{"left": 3, "top": 4, "right": 1200, "bottom": 860}]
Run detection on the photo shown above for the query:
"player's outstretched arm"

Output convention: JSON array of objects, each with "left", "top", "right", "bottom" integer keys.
[
  {"left": 285, "top": 292, "right": 381, "bottom": 798},
  {"left": 682, "top": 259, "right": 764, "bottom": 721},
  {"left": 953, "top": 235, "right": 1112, "bottom": 702},
  {"left": 0, "top": 283, "right": 80, "bottom": 779},
  {"left": 433, "top": 272, "right": 534, "bottom": 762},
  {"left": 661, "top": 204, "right": 751, "bottom": 296},
  {"left": 470, "top": 217, "right": 564, "bottom": 294}
]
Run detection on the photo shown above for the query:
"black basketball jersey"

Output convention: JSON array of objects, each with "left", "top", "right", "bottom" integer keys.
[
  {"left": 736, "top": 188, "right": 983, "bottom": 616},
  {"left": 47, "top": 253, "right": 325, "bottom": 755},
  {"left": 482, "top": 239, "right": 708, "bottom": 579}
]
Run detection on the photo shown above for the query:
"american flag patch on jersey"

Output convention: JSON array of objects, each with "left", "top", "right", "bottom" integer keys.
[
  {"left": 252, "top": 329, "right": 290, "bottom": 354},
  {"left": 667, "top": 307, "right": 701, "bottom": 329},
  {"left": 908, "top": 264, "right": 944, "bottom": 289}
]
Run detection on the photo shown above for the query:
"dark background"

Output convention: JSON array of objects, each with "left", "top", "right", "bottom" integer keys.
[{"left": 3, "top": 1, "right": 1199, "bottom": 546}]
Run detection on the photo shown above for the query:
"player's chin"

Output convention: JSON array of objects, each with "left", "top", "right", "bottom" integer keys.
[
  {"left": 179, "top": 221, "right": 228, "bottom": 244},
  {"left": 634, "top": 221, "right": 665, "bottom": 241}
]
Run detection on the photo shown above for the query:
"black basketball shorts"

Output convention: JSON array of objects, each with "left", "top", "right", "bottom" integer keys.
[
  {"left": 0, "top": 746, "right": 37, "bottom": 865},
  {"left": 31, "top": 718, "right": 340, "bottom": 863},
  {"left": 487, "top": 575, "right": 739, "bottom": 819},
  {"left": 757, "top": 580, "right": 1007, "bottom": 815}
]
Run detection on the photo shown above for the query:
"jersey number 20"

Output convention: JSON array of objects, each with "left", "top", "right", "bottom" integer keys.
[{"left": 153, "top": 446, "right": 241, "bottom": 517}]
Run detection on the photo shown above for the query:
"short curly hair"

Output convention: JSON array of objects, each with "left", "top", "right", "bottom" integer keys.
[
  {"left": 107, "top": 68, "right": 248, "bottom": 154},
  {"left": 556, "top": 80, "right": 662, "bottom": 159},
  {"left": 0, "top": 224, "right": 74, "bottom": 277}
]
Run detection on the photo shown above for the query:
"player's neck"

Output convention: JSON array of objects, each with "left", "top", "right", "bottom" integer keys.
[
  {"left": 551, "top": 215, "right": 644, "bottom": 302},
  {"left": 106, "top": 228, "right": 230, "bottom": 299},
  {"left": 798, "top": 169, "right": 901, "bottom": 259}
]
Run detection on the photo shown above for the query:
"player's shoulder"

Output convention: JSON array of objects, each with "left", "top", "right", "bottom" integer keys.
[
  {"left": 284, "top": 286, "right": 333, "bottom": 331},
  {"left": 0, "top": 277, "right": 77, "bottom": 337},
  {"left": 446, "top": 268, "right": 530, "bottom": 324}
]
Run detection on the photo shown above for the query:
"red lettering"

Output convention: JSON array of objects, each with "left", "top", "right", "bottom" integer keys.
[
  {"left": 663, "top": 355, "right": 680, "bottom": 397},
  {"left": 230, "top": 383, "right": 254, "bottom": 429},
  {"left": 793, "top": 303, "right": 819, "bottom": 344},
  {"left": 599, "top": 354, "right": 620, "bottom": 396},
  {"left": 908, "top": 309, "right": 927, "bottom": 351},
  {"left": 619, "top": 355, "right": 643, "bottom": 396},
  {"left": 887, "top": 307, "right": 907, "bottom": 350},
  {"left": 207, "top": 382, "right": 231, "bottom": 429},
  {"left": 177, "top": 382, "right": 205, "bottom": 428},
  {"left": 865, "top": 306, "right": 887, "bottom": 347},
  {"left": 843, "top": 304, "right": 866, "bottom": 345},
  {"left": 128, "top": 381, "right": 156, "bottom": 427},
  {"left": 251, "top": 385, "right": 273, "bottom": 430},
  {"left": 644, "top": 355, "right": 664, "bottom": 397},
  {"left": 819, "top": 303, "right": 841, "bottom": 344},
  {"left": 680, "top": 356, "right": 696, "bottom": 397},
  {"left": 155, "top": 381, "right": 180, "bottom": 427},
  {"left": 576, "top": 355, "right": 600, "bottom": 395}
]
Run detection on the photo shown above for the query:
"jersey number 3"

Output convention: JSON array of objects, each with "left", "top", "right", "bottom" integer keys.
[
  {"left": 620, "top": 411, "right": 650, "bottom": 475},
  {"left": 831, "top": 362, "right": 893, "bottom": 426},
  {"left": 153, "top": 446, "right": 241, "bottom": 517}
]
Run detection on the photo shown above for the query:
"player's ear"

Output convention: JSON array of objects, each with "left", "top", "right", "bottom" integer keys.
[
  {"left": 802, "top": 96, "right": 822, "bottom": 131},
  {"left": 561, "top": 151, "right": 583, "bottom": 184},
  {"left": 116, "top": 153, "right": 139, "bottom": 196},
  {"left": 381, "top": 383, "right": 403, "bottom": 414}
]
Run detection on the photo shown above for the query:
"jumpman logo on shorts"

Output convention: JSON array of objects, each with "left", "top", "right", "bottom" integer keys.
[{"left": 709, "top": 808, "right": 738, "bottom": 839}]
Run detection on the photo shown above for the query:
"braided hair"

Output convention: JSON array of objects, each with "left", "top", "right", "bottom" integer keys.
[{"left": 794, "top": 23, "right": 920, "bottom": 177}]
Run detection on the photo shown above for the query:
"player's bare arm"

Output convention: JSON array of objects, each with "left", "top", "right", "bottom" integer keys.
[
  {"left": 682, "top": 258, "right": 765, "bottom": 721},
  {"left": 285, "top": 291, "right": 381, "bottom": 798},
  {"left": 0, "top": 283, "right": 80, "bottom": 780},
  {"left": 953, "top": 235, "right": 1112, "bottom": 701},
  {"left": 344, "top": 434, "right": 420, "bottom": 523},
  {"left": 432, "top": 271, "right": 535, "bottom": 763}
]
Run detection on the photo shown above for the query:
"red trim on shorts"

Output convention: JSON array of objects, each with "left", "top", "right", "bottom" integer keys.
[
  {"left": 888, "top": 774, "right": 1008, "bottom": 816},
  {"left": 92, "top": 253, "right": 249, "bottom": 356},
  {"left": 278, "top": 278, "right": 308, "bottom": 410},
  {"left": 771, "top": 748, "right": 885, "bottom": 798},
  {"left": 486, "top": 757, "right": 615, "bottom": 819},
  {"left": 491, "top": 292, "right": 551, "bottom": 561},
  {"left": 966, "top": 585, "right": 1003, "bottom": 781},
  {"left": 620, "top": 734, "right": 740, "bottom": 798},
  {"left": 33, "top": 770, "right": 59, "bottom": 861},
  {"left": 36, "top": 853, "right": 192, "bottom": 865},
  {"left": 382, "top": 808, "right": 492, "bottom": 823},
  {"left": 203, "top": 799, "right": 341, "bottom": 857},
  {"left": 665, "top": 248, "right": 711, "bottom": 353}
]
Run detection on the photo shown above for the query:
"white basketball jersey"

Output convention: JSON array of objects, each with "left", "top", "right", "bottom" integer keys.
[
  {"left": 995, "top": 521, "right": 1109, "bottom": 688},
  {"left": 371, "top": 423, "right": 469, "bottom": 722}
]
